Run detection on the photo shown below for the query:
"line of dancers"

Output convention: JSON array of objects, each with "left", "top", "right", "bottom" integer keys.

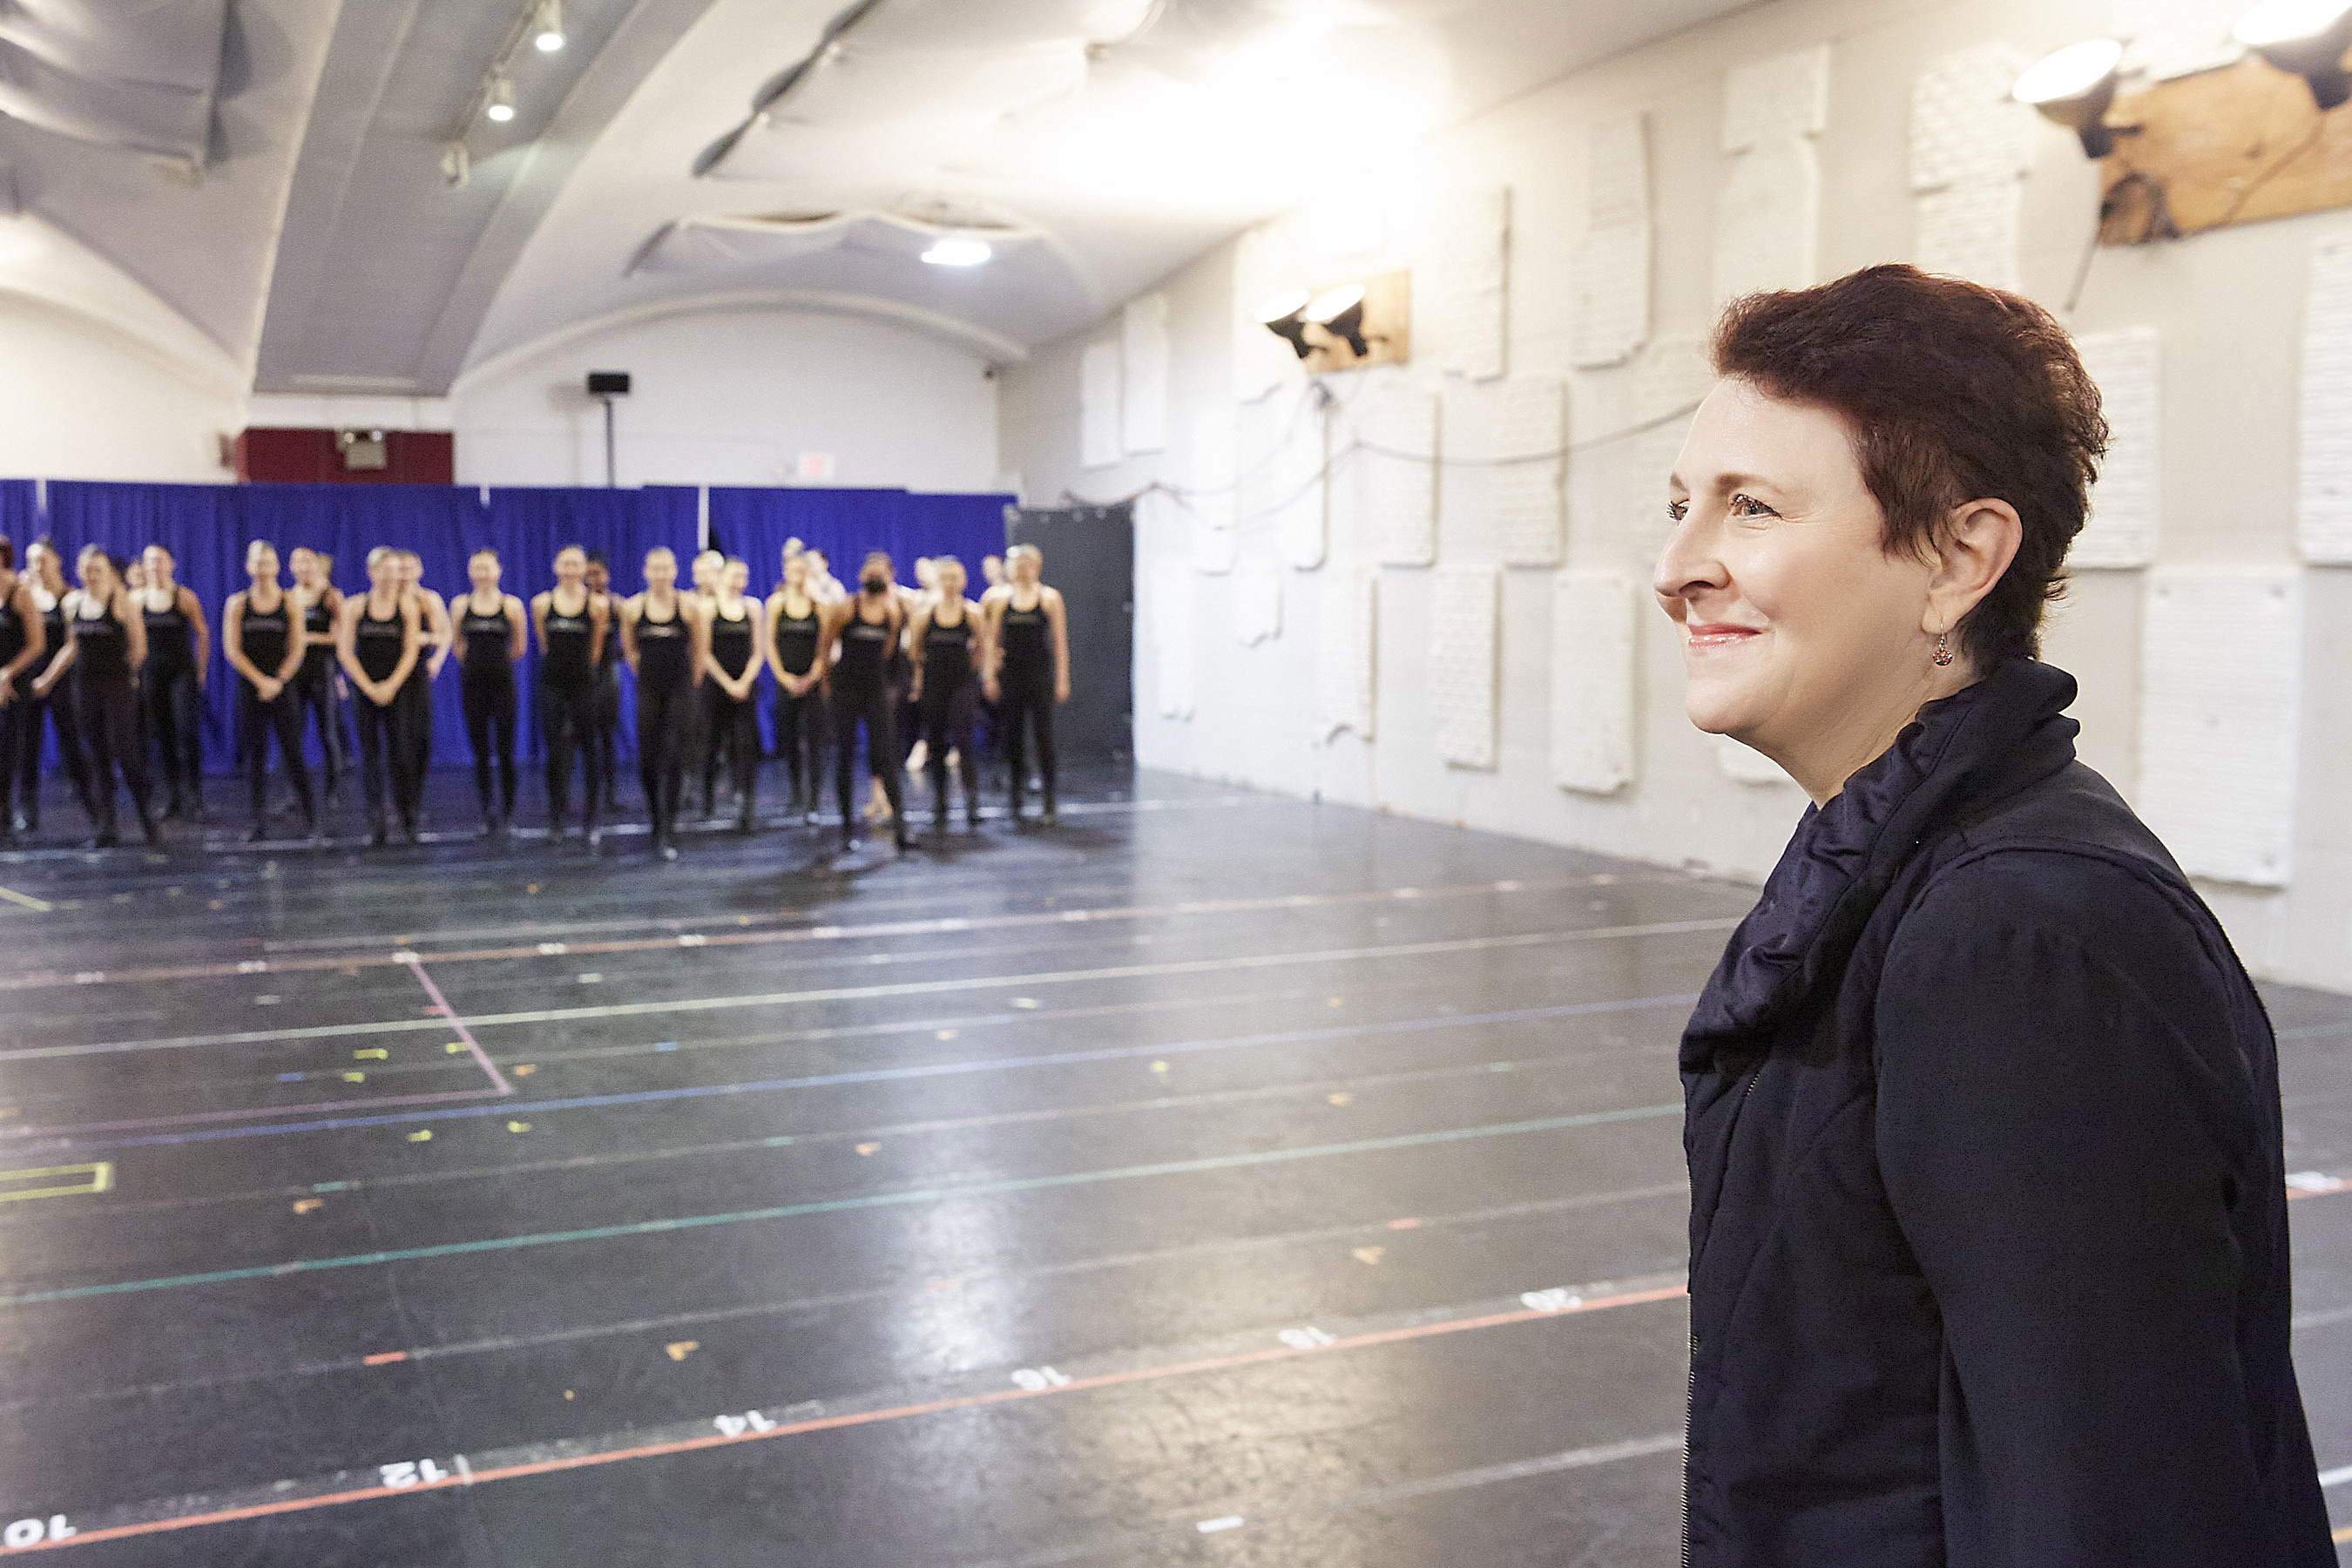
[{"left": 0, "top": 535, "right": 1072, "bottom": 856}]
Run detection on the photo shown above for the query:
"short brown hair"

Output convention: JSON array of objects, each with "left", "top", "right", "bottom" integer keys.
[{"left": 1711, "top": 264, "right": 2108, "bottom": 670}]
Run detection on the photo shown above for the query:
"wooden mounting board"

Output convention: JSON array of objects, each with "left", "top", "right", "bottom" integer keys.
[
  {"left": 2099, "top": 60, "right": 2352, "bottom": 243},
  {"left": 1297, "top": 268, "right": 1412, "bottom": 374}
]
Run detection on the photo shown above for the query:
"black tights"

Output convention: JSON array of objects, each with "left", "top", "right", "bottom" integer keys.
[
  {"left": 463, "top": 672, "right": 517, "bottom": 821},
  {"left": 240, "top": 684, "right": 314, "bottom": 828},
  {"left": 355, "top": 692, "right": 420, "bottom": 836},
  {"left": 77, "top": 671, "right": 152, "bottom": 835},
  {"left": 701, "top": 684, "right": 760, "bottom": 817},
  {"left": 918, "top": 679, "right": 979, "bottom": 822},
  {"left": 539, "top": 680, "right": 601, "bottom": 827},
  {"left": 143, "top": 663, "right": 202, "bottom": 808},
  {"left": 10, "top": 686, "right": 95, "bottom": 829},
  {"left": 833, "top": 678, "right": 904, "bottom": 837},
  {"left": 998, "top": 662, "right": 1058, "bottom": 813},
  {"left": 637, "top": 675, "right": 692, "bottom": 843},
  {"left": 294, "top": 663, "right": 344, "bottom": 794},
  {"left": 774, "top": 687, "right": 828, "bottom": 808}
]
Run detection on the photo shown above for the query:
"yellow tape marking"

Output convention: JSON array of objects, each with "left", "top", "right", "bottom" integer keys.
[
  {"left": 0, "top": 884, "right": 54, "bottom": 912},
  {"left": 0, "top": 1161, "right": 112, "bottom": 1201}
]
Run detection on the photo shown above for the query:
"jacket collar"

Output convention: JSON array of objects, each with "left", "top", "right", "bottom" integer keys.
[{"left": 1679, "top": 658, "right": 2081, "bottom": 1071}]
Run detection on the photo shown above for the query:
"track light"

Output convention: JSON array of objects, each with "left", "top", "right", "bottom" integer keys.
[
  {"left": 2235, "top": 0, "right": 2352, "bottom": 110},
  {"left": 1256, "top": 289, "right": 1314, "bottom": 358},
  {"left": 440, "top": 141, "right": 470, "bottom": 187},
  {"left": 921, "top": 237, "right": 993, "bottom": 267},
  {"left": 1305, "top": 283, "right": 1369, "bottom": 357},
  {"left": 532, "top": 0, "right": 565, "bottom": 52},
  {"left": 2012, "top": 38, "right": 2125, "bottom": 158},
  {"left": 485, "top": 72, "right": 517, "bottom": 123}
]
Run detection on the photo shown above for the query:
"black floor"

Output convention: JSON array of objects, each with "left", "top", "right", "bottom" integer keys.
[{"left": 0, "top": 765, "right": 2346, "bottom": 1565}]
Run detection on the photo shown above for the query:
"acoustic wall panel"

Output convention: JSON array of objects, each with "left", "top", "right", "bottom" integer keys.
[
  {"left": 2298, "top": 231, "right": 2352, "bottom": 563},
  {"left": 2139, "top": 570, "right": 2300, "bottom": 886},
  {"left": 1230, "top": 560, "right": 1283, "bottom": 645},
  {"left": 1573, "top": 113, "right": 1651, "bottom": 369},
  {"left": 1549, "top": 571, "right": 1635, "bottom": 794},
  {"left": 1430, "top": 186, "right": 1510, "bottom": 382},
  {"left": 1496, "top": 378, "right": 1566, "bottom": 567},
  {"left": 1187, "top": 404, "right": 1238, "bottom": 574},
  {"left": 1909, "top": 45, "right": 2031, "bottom": 291},
  {"left": 1360, "top": 385, "right": 1441, "bottom": 566},
  {"left": 2073, "top": 326, "right": 2160, "bottom": 568},
  {"left": 1430, "top": 565, "right": 1499, "bottom": 768},
  {"left": 1315, "top": 571, "right": 1377, "bottom": 740}
]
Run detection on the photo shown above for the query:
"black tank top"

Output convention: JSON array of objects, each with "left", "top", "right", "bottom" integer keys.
[
  {"left": 1000, "top": 593, "right": 1050, "bottom": 670},
  {"left": 772, "top": 598, "right": 821, "bottom": 677},
  {"left": 73, "top": 598, "right": 130, "bottom": 682},
  {"left": 635, "top": 598, "right": 692, "bottom": 688},
  {"left": 0, "top": 585, "right": 24, "bottom": 668},
  {"left": 356, "top": 598, "right": 407, "bottom": 682},
  {"left": 542, "top": 593, "right": 595, "bottom": 688},
  {"left": 240, "top": 593, "right": 292, "bottom": 681},
  {"left": 142, "top": 591, "right": 193, "bottom": 675},
  {"left": 710, "top": 603, "right": 754, "bottom": 680},
  {"left": 460, "top": 598, "right": 515, "bottom": 680},
  {"left": 837, "top": 601, "right": 895, "bottom": 687},
  {"left": 301, "top": 594, "right": 335, "bottom": 673},
  {"left": 923, "top": 605, "right": 975, "bottom": 692},
  {"left": 403, "top": 596, "right": 440, "bottom": 690}
]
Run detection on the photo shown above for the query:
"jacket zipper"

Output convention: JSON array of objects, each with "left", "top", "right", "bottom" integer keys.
[{"left": 1684, "top": 1064, "right": 1762, "bottom": 1568}]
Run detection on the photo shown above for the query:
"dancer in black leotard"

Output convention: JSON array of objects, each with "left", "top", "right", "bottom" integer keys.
[
  {"left": 337, "top": 547, "right": 423, "bottom": 845},
  {"left": 700, "top": 558, "right": 767, "bottom": 831},
  {"left": 533, "top": 544, "right": 609, "bottom": 843},
  {"left": 817, "top": 563, "right": 909, "bottom": 851},
  {"left": 395, "top": 551, "right": 450, "bottom": 814},
  {"left": 223, "top": 540, "right": 316, "bottom": 842},
  {"left": 288, "top": 547, "right": 345, "bottom": 801},
  {"left": 453, "top": 548, "right": 526, "bottom": 836},
  {"left": 0, "top": 539, "right": 48, "bottom": 844},
  {"left": 980, "top": 544, "right": 1070, "bottom": 822},
  {"left": 621, "top": 546, "right": 706, "bottom": 861},
  {"left": 42, "top": 546, "right": 157, "bottom": 847},
  {"left": 909, "top": 556, "right": 983, "bottom": 832},
  {"left": 764, "top": 551, "right": 828, "bottom": 824},
  {"left": 17, "top": 539, "right": 97, "bottom": 835},
  {"left": 135, "top": 544, "right": 208, "bottom": 821},
  {"left": 585, "top": 551, "right": 624, "bottom": 811}
]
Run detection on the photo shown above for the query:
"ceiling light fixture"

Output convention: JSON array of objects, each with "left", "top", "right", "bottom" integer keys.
[
  {"left": 922, "top": 237, "right": 994, "bottom": 267},
  {"left": 532, "top": 0, "right": 565, "bottom": 52},
  {"left": 1304, "top": 283, "right": 1369, "bottom": 357},
  {"left": 2011, "top": 37, "right": 2126, "bottom": 157},
  {"left": 2234, "top": 0, "right": 2352, "bottom": 109},
  {"left": 1256, "top": 289, "right": 1314, "bottom": 358},
  {"left": 485, "top": 72, "right": 517, "bottom": 123}
]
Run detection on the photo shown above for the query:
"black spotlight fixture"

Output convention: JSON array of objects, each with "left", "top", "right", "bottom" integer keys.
[
  {"left": 2012, "top": 37, "right": 2125, "bottom": 157},
  {"left": 1305, "top": 283, "right": 1369, "bottom": 357},
  {"left": 1256, "top": 290, "right": 1314, "bottom": 359},
  {"left": 2235, "top": 0, "right": 2352, "bottom": 110}
]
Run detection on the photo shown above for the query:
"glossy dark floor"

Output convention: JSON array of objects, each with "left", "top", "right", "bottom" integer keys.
[{"left": 1, "top": 766, "right": 2347, "bottom": 1565}]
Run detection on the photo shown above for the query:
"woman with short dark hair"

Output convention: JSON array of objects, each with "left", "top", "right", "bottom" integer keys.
[{"left": 1659, "top": 263, "right": 2332, "bottom": 1565}]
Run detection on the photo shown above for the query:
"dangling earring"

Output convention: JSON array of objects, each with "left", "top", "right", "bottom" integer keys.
[{"left": 1932, "top": 631, "right": 1955, "bottom": 668}]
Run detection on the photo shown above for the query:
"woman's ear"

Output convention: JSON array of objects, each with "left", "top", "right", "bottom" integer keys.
[{"left": 1923, "top": 497, "right": 2022, "bottom": 637}]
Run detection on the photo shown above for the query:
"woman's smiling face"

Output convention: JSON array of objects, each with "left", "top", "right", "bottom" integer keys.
[{"left": 1654, "top": 378, "right": 1942, "bottom": 773}]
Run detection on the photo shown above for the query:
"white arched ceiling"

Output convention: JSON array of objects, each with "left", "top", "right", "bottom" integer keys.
[{"left": 463, "top": 0, "right": 1759, "bottom": 385}]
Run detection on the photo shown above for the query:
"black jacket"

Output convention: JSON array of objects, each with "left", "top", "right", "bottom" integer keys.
[{"left": 1680, "top": 659, "right": 2334, "bottom": 1567}]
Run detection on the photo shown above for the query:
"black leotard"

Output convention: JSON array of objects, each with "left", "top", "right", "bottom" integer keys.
[
  {"left": 773, "top": 598, "right": 821, "bottom": 677},
  {"left": 73, "top": 596, "right": 129, "bottom": 680},
  {"left": 141, "top": 591, "right": 193, "bottom": 679},
  {"left": 922, "top": 603, "right": 976, "bottom": 694},
  {"left": 300, "top": 595, "right": 336, "bottom": 679},
  {"left": 355, "top": 598, "right": 407, "bottom": 683},
  {"left": 635, "top": 598, "right": 693, "bottom": 688},
  {"left": 240, "top": 593, "right": 292, "bottom": 676},
  {"left": 542, "top": 594, "right": 595, "bottom": 688},
  {"left": 710, "top": 603, "right": 754, "bottom": 680},
  {"left": 0, "top": 585, "right": 24, "bottom": 671},
  {"left": 461, "top": 598, "right": 516, "bottom": 672}
]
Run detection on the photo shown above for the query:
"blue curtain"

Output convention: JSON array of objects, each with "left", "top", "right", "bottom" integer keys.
[
  {"left": 0, "top": 479, "right": 35, "bottom": 543},
  {"left": 483, "top": 486, "right": 700, "bottom": 761}
]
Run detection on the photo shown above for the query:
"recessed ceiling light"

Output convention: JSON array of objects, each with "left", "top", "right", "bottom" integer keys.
[{"left": 922, "top": 237, "right": 993, "bottom": 267}]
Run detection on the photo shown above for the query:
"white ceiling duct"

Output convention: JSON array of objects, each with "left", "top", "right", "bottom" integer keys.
[
  {"left": 631, "top": 208, "right": 1045, "bottom": 277},
  {"left": 0, "top": 0, "right": 223, "bottom": 160}
]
